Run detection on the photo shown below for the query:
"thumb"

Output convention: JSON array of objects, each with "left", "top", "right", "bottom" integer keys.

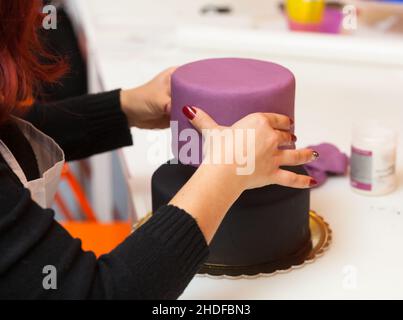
[{"left": 182, "top": 105, "right": 218, "bottom": 132}]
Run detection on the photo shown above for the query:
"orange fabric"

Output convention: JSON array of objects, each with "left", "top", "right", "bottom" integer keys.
[{"left": 63, "top": 222, "right": 132, "bottom": 257}]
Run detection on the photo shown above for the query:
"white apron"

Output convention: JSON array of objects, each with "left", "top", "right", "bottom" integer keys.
[{"left": 0, "top": 117, "right": 65, "bottom": 208}]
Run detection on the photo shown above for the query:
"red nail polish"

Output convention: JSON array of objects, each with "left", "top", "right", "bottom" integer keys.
[
  {"left": 309, "top": 178, "right": 318, "bottom": 187},
  {"left": 312, "top": 150, "right": 319, "bottom": 160},
  {"left": 182, "top": 105, "right": 196, "bottom": 120},
  {"left": 291, "top": 134, "right": 297, "bottom": 142},
  {"left": 289, "top": 117, "right": 294, "bottom": 126}
]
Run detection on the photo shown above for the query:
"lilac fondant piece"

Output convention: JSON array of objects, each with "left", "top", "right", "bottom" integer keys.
[
  {"left": 304, "top": 166, "right": 328, "bottom": 186},
  {"left": 304, "top": 143, "right": 349, "bottom": 187},
  {"left": 171, "top": 58, "right": 295, "bottom": 166}
]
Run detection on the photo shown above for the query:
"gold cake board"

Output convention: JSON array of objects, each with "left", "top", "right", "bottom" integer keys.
[{"left": 133, "top": 210, "right": 332, "bottom": 279}]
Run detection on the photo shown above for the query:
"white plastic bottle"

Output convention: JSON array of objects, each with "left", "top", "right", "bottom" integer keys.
[{"left": 350, "top": 122, "right": 398, "bottom": 196}]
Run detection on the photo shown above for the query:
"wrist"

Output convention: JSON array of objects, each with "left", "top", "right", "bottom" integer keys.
[
  {"left": 197, "top": 162, "right": 246, "bottom": 197},
  {"left": 120, "top": 88, "right": 144, "bottom": 127},
  {"left": 120, "top": 89, "right": 129, "bottom": 110},
  {"left": 120, "top": 89, "right": 131, "bottom": 123},
  {"left": 169, "top": 162, "right": 244, "bottom": 243}
]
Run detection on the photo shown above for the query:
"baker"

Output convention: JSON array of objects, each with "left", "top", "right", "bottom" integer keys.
[{"left": 0, "top": 0, "right": 317, "bottom": 299}]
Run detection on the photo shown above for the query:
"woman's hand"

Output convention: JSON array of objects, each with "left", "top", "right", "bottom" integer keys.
[
  {"left": 185, "top": 106, "right": 317, "bottom": 190},
  {"left": 120, "top": 67, "right": 176, "bottom": 129},
  {"left": 169, "top": 106, "right": 318, "bottom": 243}
]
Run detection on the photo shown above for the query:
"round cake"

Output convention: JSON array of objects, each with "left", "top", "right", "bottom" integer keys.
[
  {"left": 152, "top": 163, "right": 311, "bottom": 276},
  {"left": 152, "top": 58, "right": 312, "bottom": 276},
  {"left": 171, "top": 58, "right": 296, "bottom": 166}
]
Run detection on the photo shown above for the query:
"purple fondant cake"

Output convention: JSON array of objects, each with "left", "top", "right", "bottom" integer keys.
[
  {"left": 152, "top": 58, "right": 311, "bottom": 276},
  {"left": 171, "top": 58, "right": 296, "bottom": 165}
]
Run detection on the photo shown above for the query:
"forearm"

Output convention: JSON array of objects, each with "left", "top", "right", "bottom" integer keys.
[
  {"left": 0, "top": 188, "right": 208, "bottom": 299},
  {"left": 22, "top": 90, "right": 133, "bottom": 161},
  {"left": 169, "top": 163, "right": 244, "bottom": 244}
]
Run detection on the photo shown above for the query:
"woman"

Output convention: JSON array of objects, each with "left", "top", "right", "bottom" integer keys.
[{"left": 0, "top": 0, "right": 317, "bottom": 299}]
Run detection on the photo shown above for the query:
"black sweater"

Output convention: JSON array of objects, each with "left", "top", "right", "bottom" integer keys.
[{"left": 0, "top": 90, "right": 209, "bottom": 299}]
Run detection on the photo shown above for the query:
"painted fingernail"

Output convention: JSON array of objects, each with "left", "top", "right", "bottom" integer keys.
[
  {"left": 291, "top": 134, "right": 297, "bottom": 142},
  {"left": 182, "top": 105, "right": 196, "bottom": 120},
  {"left": 309, "top": 178, "right": 318, "bottom": 187},
  {"left": 289, "top": 117, "right": 294, "bottom": 126},
  {"left": 312, "top": 150, "right": 319, "bottom": 161}
]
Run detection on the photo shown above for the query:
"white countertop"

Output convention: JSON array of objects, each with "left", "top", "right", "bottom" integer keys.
[{"left": 67, "top": 0, "right": 403, "bottom": 299}]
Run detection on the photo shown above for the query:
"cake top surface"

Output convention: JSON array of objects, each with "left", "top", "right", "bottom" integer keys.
[{"left": 172, "top": 58, "right": 294, "bottom": 94}]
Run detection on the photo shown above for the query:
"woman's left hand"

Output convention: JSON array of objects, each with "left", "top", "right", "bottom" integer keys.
[{"left": 120, "top": 67, "right": 176, "bottom": 129}]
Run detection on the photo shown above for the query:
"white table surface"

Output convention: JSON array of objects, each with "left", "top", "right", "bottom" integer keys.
[{"left": 67, "top": 0, "right": 403, "bottom": 299}]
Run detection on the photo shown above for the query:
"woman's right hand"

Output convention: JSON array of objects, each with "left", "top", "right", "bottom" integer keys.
[
  {"left": 183, "top": 106, "right": 317, "bottom": 191},
  {"left": 169, "top": 106, "right": 318, "bottom": 243}
]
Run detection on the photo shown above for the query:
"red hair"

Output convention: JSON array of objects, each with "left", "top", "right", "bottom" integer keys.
[{"left": 0, "top": 0, "right": 67, "bottom": 124}]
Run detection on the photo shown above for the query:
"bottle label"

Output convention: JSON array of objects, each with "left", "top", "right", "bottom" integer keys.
[{"left": 350, "top": 146, "right": 372, "bottom": 191}]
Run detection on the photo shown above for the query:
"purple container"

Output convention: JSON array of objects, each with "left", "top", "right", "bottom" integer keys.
[{"left": 287, "top": 6, "right": 343, "bottom": 34}]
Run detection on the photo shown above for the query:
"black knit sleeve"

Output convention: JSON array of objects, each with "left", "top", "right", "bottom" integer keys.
[
  {"left": 90, "top": 205, "right": 209, "bottom": 299},
  {"left": 0, "top": 161, "right": 209, "bottom": 299},
  {"left": 22, "top": 90, "right": 133, "bottom": 161}
]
